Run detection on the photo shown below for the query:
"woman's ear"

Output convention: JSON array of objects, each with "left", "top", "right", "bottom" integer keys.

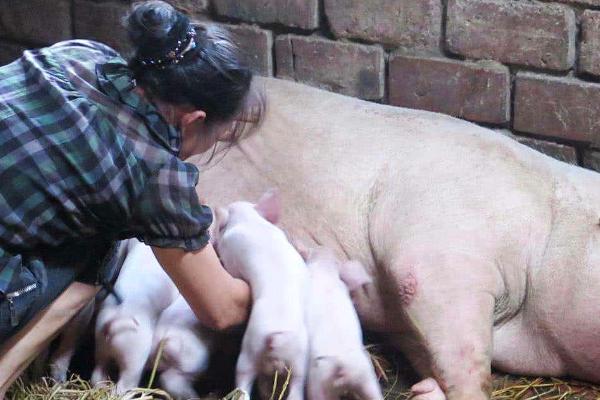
[{"left": 180, "top": 110, "right": 207, "bottom": 130}]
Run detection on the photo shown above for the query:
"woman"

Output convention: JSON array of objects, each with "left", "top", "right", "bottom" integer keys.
[{"left": 0, "top": 0, "right": 261, "bottom": 390}]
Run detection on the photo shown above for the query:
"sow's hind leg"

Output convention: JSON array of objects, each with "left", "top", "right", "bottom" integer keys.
[{"left": 385, "top": 251, "right": 499, "bottom": 400}]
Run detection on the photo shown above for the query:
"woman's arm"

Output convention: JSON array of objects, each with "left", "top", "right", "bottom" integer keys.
[{"left": 152, "top": 243, "right": 251, "bottom": 331}]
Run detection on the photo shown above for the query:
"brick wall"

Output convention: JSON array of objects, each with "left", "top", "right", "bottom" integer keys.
[{"left": 3, "top": 0, "right": 600, "bottom": 169}]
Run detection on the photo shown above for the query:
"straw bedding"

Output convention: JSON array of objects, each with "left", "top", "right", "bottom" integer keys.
[{"left": 7, "top": 344, "right": 600, "bottom": 400}]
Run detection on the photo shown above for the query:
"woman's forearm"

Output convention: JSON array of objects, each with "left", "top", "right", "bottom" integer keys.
[{"left": 152, "top": 243, "right": 251, "bottom": 331}]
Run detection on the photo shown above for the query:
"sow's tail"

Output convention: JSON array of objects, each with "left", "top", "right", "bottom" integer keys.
[{"left": 102, "top": 317, "right": 139, "bottom": 341}]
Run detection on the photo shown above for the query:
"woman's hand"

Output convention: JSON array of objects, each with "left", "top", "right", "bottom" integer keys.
[{"left": 152, "top": 243, "right": 251, "bottom": 331}]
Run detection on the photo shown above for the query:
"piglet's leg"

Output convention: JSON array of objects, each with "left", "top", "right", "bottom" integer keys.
[
  {"left": 307, "top": 359, "right": 338, "bottom": 400},
  {"left": 391, "top": 253, "right": 497, "bottom": 400},
  {"left": 160, "top": 368, "right": 199, "bottom": 400},
  {"left": 114, "top": 340, "right": 153, "bottom": 394},
  {"left": 90, "top": 363, "right": 109, "bottom": 387},
  {"left": 91, "top": 341, "right": 110, "bottom": 388},
  {"left": 116, "top": 365, "right": 146, "bottom": 394},
  {"left": 235, "top": 345, "right": 257, "bottom": 399},
  {"left": 285, "top": 372, "right": 306, "bottom": 400},
  {"left": 353, "top": 367, "right": 383, "bottom": 400},
  {"left": 307, "top": 375, "right": 331, "bottom": 400}
]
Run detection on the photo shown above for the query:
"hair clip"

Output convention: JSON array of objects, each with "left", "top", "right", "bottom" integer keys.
[{"left": 137, "top": 28, "right": 197, "bottom": 69}]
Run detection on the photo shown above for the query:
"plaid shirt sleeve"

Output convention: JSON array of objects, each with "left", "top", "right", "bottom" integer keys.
[
  {"left": 0, "top": 40, "right": 214, "bottom": 295},
  {"left": 126, "top": 157, "right": 213, "bottom": 251}
]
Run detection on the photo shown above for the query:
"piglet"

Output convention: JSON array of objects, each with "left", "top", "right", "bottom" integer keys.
[
  {"left": 151, "top": 294, "right": 213, "bottom": 400},
  {"left": 91, "top": 238, "right": 179, "bottom": 393},
  {"left": 215, "top": 190, "right": 309, "bottom": 400},
  {"left": 304, "top": 246, "right": 383, "bottom": 400}
]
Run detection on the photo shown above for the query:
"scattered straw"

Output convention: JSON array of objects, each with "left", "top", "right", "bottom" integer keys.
[
  {"left": 147, "top": 339, "right": 167, "bottom": 390},
  {"left": 222, "top": 388, "right": 247, "bottom": 400},
  {"left": 276, "top": 368, "right": 291, "bottom": 400},
  {"left": 489, "top": 376, "right": 600, "bottom": 400},
  {"left": 378, "top": 376, "right": 600, "bottom": 400},
  {"left": 268, "top": 370, "right": 279, "bottom": 400},
  {"left": 6, "top": 375, "right": 172, "bottom": 400},
  {"left": 366, "top": 344, "right": 392, "bottom": 384},
  {"left": 8, "top": 346, "right": 600, "bottom": 399}
]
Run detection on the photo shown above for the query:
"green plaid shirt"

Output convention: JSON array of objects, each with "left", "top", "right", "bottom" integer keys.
[{"left": 0, "top": 40, "right": 212, "bottom": 294}]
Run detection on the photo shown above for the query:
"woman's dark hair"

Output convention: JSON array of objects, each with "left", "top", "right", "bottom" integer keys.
[{"left": 125, "top": 0, "right": 264, "bottom": 149}]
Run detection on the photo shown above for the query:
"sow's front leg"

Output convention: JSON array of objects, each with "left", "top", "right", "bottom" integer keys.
[{"left": 386, "top": 251, "right": 500, "bottom": 400}]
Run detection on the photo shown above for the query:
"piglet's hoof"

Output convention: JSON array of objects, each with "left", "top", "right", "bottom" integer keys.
[
  {"left": 49, "top": 363, "right": 69, "bottom": 383},
  {"left": 410, "top": 378, "right": 446, "bottom": 400}
]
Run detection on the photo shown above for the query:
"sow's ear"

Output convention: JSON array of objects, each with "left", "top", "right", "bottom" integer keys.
[
  {"left": 255, "top": 188, "right": 281, "bottom": 224},
  {"left": 339, "top": 260, "right": 372, "bottom": 291}
]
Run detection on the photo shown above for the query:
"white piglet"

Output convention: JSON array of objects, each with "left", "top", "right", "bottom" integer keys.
[
  {"left": 215, "top": 190, "right": 309, "bottom": 400},
  {"left": 91, "top": 239, "right": 179, "bottom": 393},
  {"left": 304, "top": 247, "right": 383, "bottom": 400},
  {"left": 151, "top": 294, "right": 213, "bottom": 400}
]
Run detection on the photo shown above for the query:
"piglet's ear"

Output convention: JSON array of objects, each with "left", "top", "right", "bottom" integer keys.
[
  {"left": 210, "top": 207, "right": 229, "bottom": 246},
  {"left": 339, "top": 260, "right": 372, "bottom": 292},
  {"left": 255, "top": 188, "right": 281, "bottom": 224}
]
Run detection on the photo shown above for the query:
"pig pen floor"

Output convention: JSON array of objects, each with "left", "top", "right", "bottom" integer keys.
[
  {"left": 8, "top": 375, "right": 600, "bottom": 400},
  {"left": 7, "top": 343, "right": 600, "bottom": 400}
]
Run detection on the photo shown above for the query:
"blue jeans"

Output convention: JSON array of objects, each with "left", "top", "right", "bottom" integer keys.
[{"left": 0, "top": 240, "right": 124, "bottom": 343}]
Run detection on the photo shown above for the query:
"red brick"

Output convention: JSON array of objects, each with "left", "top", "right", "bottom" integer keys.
[
  {"left": 74, "top": 0, "right": 132, "bottom": 55},
  {"left": 168, "top": 0, "right": 210, "bottom": 14},
  {"left": 222, "top": 24, "right": 273, "bottom": 77},
  {"left": 497, "top": 130, "right": 577, "bottom": 165},
  {"left": 324, "top": 0, "right": 441, "bottom": 50},
  {"left": 213, "top": 0, "right": 319, "bottom": 30},
  {"left": 0, "top": 41, "right": 27, "bottom": 66},
  {"left": 0, "top": 0, "right": 71, "bottom": 45},
  {"left": 275, "top": 35, "right": 384, "bottom": 100},
  {"left": 583, "top": 150, "right": 600, "bottom": 173},
  {"left": 514, "top": 73, "right": 600, "bottom": 144},
  {"left": 274, "top": 36, "right": 294, "bottom": 78},
  {"left": 446, "top": 0, "right": 576, "bottom": 71},
  {"left": 553, "top": 0, "right": 600, "bottom": 6},
  {"left": 389, "top": 54, "right": 510, "bottom": 124},
  {"left": 516, "top": 138, "right": 577, "bottom": 165},
  {"left": 580, "top": 11, "right": 600, "bottom": 77}
]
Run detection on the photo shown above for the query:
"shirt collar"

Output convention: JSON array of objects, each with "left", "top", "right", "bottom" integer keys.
[{"left": 96, "top": 58, "right": 181, "bottom": 155}]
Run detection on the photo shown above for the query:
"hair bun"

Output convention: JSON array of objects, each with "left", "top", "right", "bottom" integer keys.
[{"left": 125, "top": 0, "right": 190, "bottom": 58}]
